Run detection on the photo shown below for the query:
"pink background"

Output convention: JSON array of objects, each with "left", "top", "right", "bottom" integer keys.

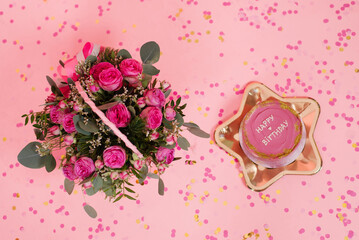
[{"left": 1, "top": 0, "right": 359, "bottom": 239}]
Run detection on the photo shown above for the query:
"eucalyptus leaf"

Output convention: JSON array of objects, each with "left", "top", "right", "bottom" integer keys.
[
  {"left": 125, "top": 187, "right": 135, "bottom": 193},
  {"left": 164, "top": 89, "right": 172, "bottom": 98},
  {"left": 141, "top": 74, "right": 152, "bottom": 88},
  {"left": 86, "top": 187, "right": 98, "bottom": 196},
  {"left": 175, "top": 113, "right": 184, "bottom": 127},
  {"left": 97, "top": 101, "right": 120, "bottom": 110},
  {"left": 162, "top": 143, "right": 176, "bottom": 149},
  {"left": 17, "top": 142, "right": 46, "bottom": 169},
  {"left": 93, "top": 175, "right": 103, "bottom": 192},
  {"left": 140, "top": 41, "right": 160, "bottom": 64},
  {"left": 147, "top": 173, "right": 160, "bottom": 179},
  {"left": 177, "top": 136, "right": 190, "bottom": 150},
  {"left": 44, "top": 154, "right": 56, "bottom": 173},
  {"left": 83, "top": 204, "right": 97, "bottom": 218},
  {"left": 142, "top": 64, "right": 160, "bottom": 76},
  {"left": 85, "top": 55, "right": 97, "bottom": 64},
  {"left": 188, "top": 127, "right": 210, "bottom": 138},
  {"left": 46, "top": 76, "right": 63, "bottom": 97},
  {"left": 138, "top": 165, "right": 148, "bottom": 184},
  {"left": 73, "top": 115, "right": 91, "bottom": 136},
  {"left": 158, "top": 178, "right": 165, "bottom": 196},
  {"left": 104, "top": 188, "right": 114, "bottom": 197},
  {"left": 64, "top": 178, "right": 75, "bottom": 195},
  {"left": 162, "top": 118, "right": 173, "bottom": 129},
  {"left": 78, "top": 119, "right": 99, "bottom": 133},
  {"left": 183, "top": 122, "right": 200, "bottom": 129},
  {"left": 59, "top": 60, "right": 65, "bottom": 68},
  {"left": 117, "top": 49, "right": 132, "bottom": 59}
]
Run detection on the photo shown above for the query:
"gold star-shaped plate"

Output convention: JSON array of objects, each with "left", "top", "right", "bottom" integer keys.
[{"left": 214, "top": 82, "right": 322, "bottom": 191}]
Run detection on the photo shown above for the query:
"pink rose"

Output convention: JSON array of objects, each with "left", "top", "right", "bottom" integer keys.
[
  {"left": 157, "top": 164, "right": 166, "bottom": 174},
  {"left": 90, "top": 62, "right": 113, "bottom": 80},
  {"left": 103, "top": 146, "right": 127, "bottom": 169},
  {"left": 49, "top": 125, "right": 60, "bottom": 136},
  {"left": 165, "top": 107, "right": 176, "bottom": 121},
  {"left": 120, "top": 59, "right": 143, "bottom": 76},
  {"left": 50, "top": 106, "right": 65, "bottom": 124},
  {"left": 119, "top": 171, "right": 129, "bottom": 180},
  {"left": 166, "top": 135, "right": 176, "bottom": 145},
  {"left": 150, "top": 132, "right": 159, "bottom": 140},
  {"left": 74, "top": 157, "right": 95, "bottom": 179},
  {"left": 144, "top": 89, "right": 165, "bottom": 108},
  {"left": 95, "top": 160, "right": 104, "bottom": 169},
  {"left": 70, "top": 156, "right": 77, "bottom": 164},
  {"left": 62, "top": 113, "right": 77, "bottom": 133},
  {"left": 110, "top": 172, "right": 120, "bottom": 180},
  {"left": 133, "top": 159, "right": 145, "bottom": 170},
  {"left": 62, "top": 164, "right": 78, "bottom": 181},
  {"left": 156, "top": 147, "right": 175, "bottom": 164},
  {"left": 162, "top": 81, "right": 171, "bottom": 91},
  {"left": 57, "top": 56, "right": 79, "bottom": 82},
  {"left": 140, "top": 107, "right": 163, "bottom": 129},
  {"left": 46, "top": 93, "right": 56, "bottom": 103},
  {"left": 137, "top": 97, "right": 146, "bottom": 108},
  {"left": 63, "top": 135, "right": 74, "bottom": 145},
  {"left": 58, "top": 100, "right": 67, "bottom": 109},
  {"left": 98, "top": 67, "right": 123, "bottom": 91},
  {"left": 106, "top": 103, "right": 131, "bottom": 128}
]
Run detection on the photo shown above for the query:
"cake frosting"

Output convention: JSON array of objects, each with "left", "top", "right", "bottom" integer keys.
[{"left": 239, "top": 100, "right": 306, "bottom": 168}]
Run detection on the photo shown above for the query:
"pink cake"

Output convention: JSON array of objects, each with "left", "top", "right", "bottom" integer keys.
[{"left": 239, "top": 100, "right": 306, "bottom": 168}]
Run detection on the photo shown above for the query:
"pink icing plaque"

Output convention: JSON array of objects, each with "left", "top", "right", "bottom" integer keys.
[
  {"left": 239, "top": 100, "right": 305, "bottom": 168},
  {"left": 243, "top": 101, "right": 302, "bottom": 157}
]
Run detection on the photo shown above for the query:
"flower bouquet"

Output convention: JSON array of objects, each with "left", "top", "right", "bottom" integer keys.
[{"left": 18, "top": 41, "right": 209, "bottom": 217}]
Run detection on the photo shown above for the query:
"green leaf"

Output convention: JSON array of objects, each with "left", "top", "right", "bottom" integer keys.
[
  {"left": 158, "top": 178, "right": 164, "bottom": 196},
  {"left": 93, "top": 175, "right": 103, "bottom": 192},
  {"left": 142, "top": 64, "right": 160, "bottom": 76},
  {"left": 147, "top": 173, "right": 159, "bottom": 179},
  {"left": 124, "top": 194, "right": 136, "bottom": 200},
  {"left": 127, "top": 106, "right": 136, "bottom": 116},
  {"left": 117, "top": 49, "right": 132, "bottom": 59},
  {"left": 175, "top": 113, "right": 184, "bottom": 127},
  {"left": 17, "top": 142, "right": 46, "bottom": 169},
  {"left": 64, "top": 178, "right": 75, "bottom": 195},
  {"left": 83, "top": 204, "right": 97, "bottom": 218},
  {"left": 25, "top": 116, "right": 29, "bottom": 125},
  {"left": 78, "top": 119, "right": 99, "bottom": 133},
  {"left": 125, "top": 187, "right": 135, "bottom": 193},
  {"left": 176, "top": 97, "right": 181, "bottom": 106},
  {"left": 141, "top": 74, "right": 152, "bottom": 88},
  {"left": 46, "top": 76, "right": 63, "bottom": 97},
  {"left": 86, "top": 187, "right": 98, "bottom": 196},
  {"left": 32, "top": 124, "right": 41, "bottom": 128},
  {"left": 138, "top": 165, "right": 148, "bottom": 184},
  {"left": 140, "top": 41, "right": 160, "bottom": 64},
  {"left": 73, "top": 115, "right": 91, "bottom": 136},
  {"left": 164, "top": 89, "right": 172, "bottom": 98},
  {"left": 162, "top": 118, "right": 173, "bottom": 129},
  {"left": 162, "top": 143, "right": 176, "bottom": 149},
  {"left": 177, "top": 136, "right": 190, "bottom": 150},
  {"left": 44, "top": 154, "right": 56, "bottom": 172},
  {"left": 67, "top": 78, "right": 75, "bottom": 86},
  {"left": 59, "top": 60, "right": 65, "bottom": 68},
  {"left": 183, "top": 122, "right": 200, "bottom": 128},
  {"left": 188, "top": 127, "right": 210, "bottom": 138},
  {"left": 113, "top": 194, "right": 124, "bottom": 203},
  {"left": 34, "top": 129, "right": 45, "bottom": 141},
  {"left": 85, "top": 55, "right": 97, "bottom": 64},
  {"left": 30, "top": 114, "right": 35, "bottom": 123}
]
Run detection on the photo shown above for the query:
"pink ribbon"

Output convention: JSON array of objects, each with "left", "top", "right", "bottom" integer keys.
[{"left": 75, "top": 81, "right": 144, "bottom": 159}]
